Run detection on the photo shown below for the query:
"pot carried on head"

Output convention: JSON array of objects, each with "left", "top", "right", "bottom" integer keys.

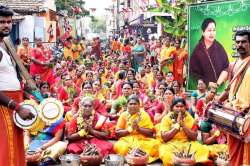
[
  {"left": 13, "top": 98, "right": 64, "bottom": 134},
  {"left": 205, "top": 102, "right": 250, "bottom": 142}
]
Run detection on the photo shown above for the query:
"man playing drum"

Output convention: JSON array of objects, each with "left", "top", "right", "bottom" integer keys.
[
  {"left": 0, "top": 6, "right": 34, "bottom": 166},
  {"left": 219, "top": 30, "right": 250, "bottom": 165}
]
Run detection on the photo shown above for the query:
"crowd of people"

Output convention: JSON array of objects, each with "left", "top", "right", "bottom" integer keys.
[
  {"left": 1, "top": 5, "right": 250, "bottom": 166},
  {"left": 16, "top": 27, "right": 230, "bottom": 166}
]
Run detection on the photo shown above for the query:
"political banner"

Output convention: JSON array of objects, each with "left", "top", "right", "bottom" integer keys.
[{"left": 187, "top": 0, "right": 250, "bottom": 91}]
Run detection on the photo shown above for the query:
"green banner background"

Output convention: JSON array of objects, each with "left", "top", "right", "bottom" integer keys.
[{"left": 187, "top": 0, "right": 250, "bottom": 91}]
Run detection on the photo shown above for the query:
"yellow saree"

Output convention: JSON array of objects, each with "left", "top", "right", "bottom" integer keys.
[
  {"left": 158, "top": 112, "right": 210, "bottom": 166},
  {"left": 114, "top": 110, "right": 160, "bottom": 163}
]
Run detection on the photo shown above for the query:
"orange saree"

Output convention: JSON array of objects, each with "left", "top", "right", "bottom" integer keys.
[{"left": 0, "top": 91, "right": 25, "bottom": 166}]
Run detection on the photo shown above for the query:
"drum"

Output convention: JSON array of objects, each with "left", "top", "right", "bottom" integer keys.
[
  {"left": 205, "top": 102, "right": 250, "bottom": 142},
  {"left": 13, "top": 100, "right": 45, "bottom": 134},
  {"left": 39, "top": 98, "right": 64, "bottom": 125}
]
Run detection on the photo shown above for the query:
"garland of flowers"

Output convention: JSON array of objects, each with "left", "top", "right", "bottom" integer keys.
[
  {"left": 76, "top": 108, "right": 94, "bottom": 137},
  {"left": 126, "top": 111, "right": 142, "bottom": 132},
  {"left": 66, "top": 86, "right": 77, "bottom": 99}
]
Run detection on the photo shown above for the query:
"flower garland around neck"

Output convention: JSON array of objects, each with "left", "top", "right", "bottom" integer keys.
[
  {"left": 77, "top": 108, "right": 94, "bottom": 137},
  {"left": 126, "top": 110, "right": 142, "bottom": 133},
  {"left": 66, "top": 86, "right": 77, "bottom": 99}
]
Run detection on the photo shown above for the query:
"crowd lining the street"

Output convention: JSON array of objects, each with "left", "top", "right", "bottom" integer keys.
[{"left": 19, "top": 34, "right": 229, "bottom": 166}]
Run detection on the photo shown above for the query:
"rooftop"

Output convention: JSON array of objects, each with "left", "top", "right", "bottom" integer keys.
[{"left": 0, "top": 0, "right": 45, "bottom": 14}]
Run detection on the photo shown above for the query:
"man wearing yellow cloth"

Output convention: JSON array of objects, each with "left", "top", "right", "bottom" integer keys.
[
  {"left": 158, "top": 98, "right": 210, "bottom": 166},
  {"left": 114, "top": 95, "right": 160, "bottom": 163},
  {"left": 218, "top": 30, "right": 250, "bottom": 166}
]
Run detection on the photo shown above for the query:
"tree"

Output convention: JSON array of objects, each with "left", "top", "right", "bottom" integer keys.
[
  {"left": 149, "top": 0, "right": 197, "bottom": 38},
  {"left": 90, "top": 17, "right": 106, "bottom": 33},
  {"left": 55, "top": 0, "right": 90, "bottom": 17}
]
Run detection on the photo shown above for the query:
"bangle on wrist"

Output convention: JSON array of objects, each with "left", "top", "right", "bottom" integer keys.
[{"left": 7, "top": 99, "right": 14, "bottom": 109}]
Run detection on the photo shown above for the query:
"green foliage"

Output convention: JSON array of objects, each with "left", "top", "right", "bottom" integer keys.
[
  {"left": 55, "top": 0, "right": 90, "bottom": 17},
  {"left": 150, "top": 0, "right": 198, "bottom": 37},
  {"left": 90, "top": 17, "right": 106, "bottom": 33}
]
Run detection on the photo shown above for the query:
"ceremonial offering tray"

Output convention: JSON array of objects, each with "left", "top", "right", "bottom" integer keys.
[
  {"left": 39, "top": 98, "right": 64, "bottom": 124},
  {"left": 13, "top": 100, "right": 45, "bottom": 133}
]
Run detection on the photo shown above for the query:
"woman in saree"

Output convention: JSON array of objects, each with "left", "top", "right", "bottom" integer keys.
[
  {"left": 39, "top": 82, "right": 51, "bottom": 99},
  {"left": 195, "top": 86, "right": 228, "bottom": 158},
  {"left": 114, "top": 94, "right": 160, "bottom": 163},
  {"left": 172, "top": 80, "right": 186, "bottom": 99},
  {"left": 132, "top": 38, "right": 146, "bottom": 72},
  {"left": 66, "top": 97, "right": 113, "bottom": 158},
  {"left": 57, "top": 75, "right": 78, "bottom": 113},
  {"left": 198, "top": 120, "right": 228, "bottom": 159},
  {"left": 132, "top": 81, "right": 150, "bottom": 109},
  {"left": 24, "top": 118, "right": 67, "bottom": 164},
  {"left": 189, "top": 18, "right": 229, "bottom": 85},
  {"left": 64, "top": 81, "right": 107, "bottom": 122},
  {"left": 110, "top": 81, "right": 133, "bottom": 115},
  {"left": 145, "top": 82, "right": 167, "bottom": 121},
  {"left": 154, "top": 87, "right": 175, "bottom": 124},
  {"left": 158, "top": 98, "right": 210, "bottom": 166},
  {"left": 93, "top": 80, "right": 106, "bottom": 103}
]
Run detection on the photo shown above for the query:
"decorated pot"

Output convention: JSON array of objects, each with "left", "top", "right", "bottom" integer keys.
[
  {"left": 126, "top": 154, "right": 149, "bottom": 166},
  {"left": 173, "top": 156, "right": 196, "bottom": 166},
  {"left": 80, "top": 155, "right": 102, "bottom": 166}
]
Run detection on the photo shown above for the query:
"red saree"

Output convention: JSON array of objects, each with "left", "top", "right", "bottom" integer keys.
[
  {"left": 172, "top": 48, "right": 188, "bottom": 86},
  {"left": 30, "top": 47, "right": 54, "bottom": 85},
  {"left": 0, "top": 91, "right": 25, "bottom": 166},
  {"left": 67, "top": 113, "right": 113, "bottom": 158}
]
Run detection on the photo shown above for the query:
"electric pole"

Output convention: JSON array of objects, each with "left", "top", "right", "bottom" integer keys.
[{"left": 116, "top": 0, "right": 120, "bottom": 34}]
